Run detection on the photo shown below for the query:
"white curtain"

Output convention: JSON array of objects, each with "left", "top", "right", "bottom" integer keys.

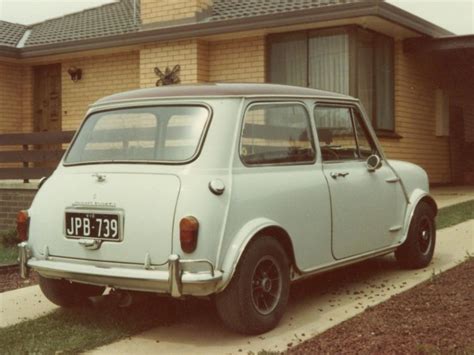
[
  {"left": 309, "top": 34, "right": 349, "bottom": 128},
  {"left": 308, "top": 34, "right": 350, "bottom": 95}
]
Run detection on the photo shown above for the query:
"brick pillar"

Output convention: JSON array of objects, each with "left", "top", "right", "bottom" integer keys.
[
  {"left": 141, "top": 0, "right": 213, "bottom": 25},
  {"left": 139, "top": 39, "right": 209, "bottom": 88}
]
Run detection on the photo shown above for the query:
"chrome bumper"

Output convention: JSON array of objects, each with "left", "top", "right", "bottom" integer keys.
[
  {"left": 18, "top": 243, "right": 222, "bottom": 298},
  {"left": 18, "top": 242, "right": 31, "bottom": 279}
]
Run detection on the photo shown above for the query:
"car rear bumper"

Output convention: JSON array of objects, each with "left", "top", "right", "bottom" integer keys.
[{"left": 18, "top": 242, "right": 222, "bottom": 297}]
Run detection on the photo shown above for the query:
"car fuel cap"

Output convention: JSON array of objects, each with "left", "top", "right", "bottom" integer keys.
[{"left": 209, "top": 179, "right": 225, "bottom": 195}]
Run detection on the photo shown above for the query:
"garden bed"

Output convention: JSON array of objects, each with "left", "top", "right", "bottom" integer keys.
[
  {"left": 288, "top": 257, "right": 474, "bottom": 354},
  {"left": 0, "top": 265, "right": 38, "bottom": 293}
]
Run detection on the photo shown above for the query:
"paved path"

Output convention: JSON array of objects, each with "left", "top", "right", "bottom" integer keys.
[
  {"left": 431, "top": 185, "right": 474, "bottom": 208},
  {"left": 0, "top": 283, "right": 57, "bottom": 327}
]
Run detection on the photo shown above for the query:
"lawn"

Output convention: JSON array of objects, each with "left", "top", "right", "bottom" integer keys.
[
  {"left": 436, "top": 200, "right": 474, "bottom": 229},
  {"left": 0, "top": 297, "right": 176, "bottom": 354},
  {"left": 0, "top": 244, "right": 17, "bottom": 265},
  {"left": 0, "top": 229, "right": 19, "bottom": 265},
  {"left": 0, "top": 199, "right": 472, "bottom": 354}
]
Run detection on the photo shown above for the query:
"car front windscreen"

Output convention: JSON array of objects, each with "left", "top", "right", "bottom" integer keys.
[{"left": 64, "top": 106, "right": 210, "bottom": 165}]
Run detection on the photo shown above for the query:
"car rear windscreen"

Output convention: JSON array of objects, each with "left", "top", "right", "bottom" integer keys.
[{"left": 64, "top": 106, "right": 210, "bottom": 164}]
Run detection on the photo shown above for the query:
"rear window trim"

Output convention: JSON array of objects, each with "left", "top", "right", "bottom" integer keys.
[
  {"left": 62, "top": 103, "right": 213, "bottom": 167},
  {"left": 239, "top": 100, "right": 317, "bottom": 168}
]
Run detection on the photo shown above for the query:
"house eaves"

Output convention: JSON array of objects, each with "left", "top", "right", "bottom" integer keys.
[
  {"left": 404, "top": 34, "right": 474, "bottom": 53},
  {"left": 376, "top": 2, "right": 452, "bottom": 39},
  {"left": 0, "top": 1, "right": 453, "bottom": 60}
]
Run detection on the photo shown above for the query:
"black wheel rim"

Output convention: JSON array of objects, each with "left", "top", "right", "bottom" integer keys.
[
  {"left": 417, "top": 216, "right": 433, "bottom": 255},
  {"left": 251, "top": 256, "right": 282, "bottom": 315}
]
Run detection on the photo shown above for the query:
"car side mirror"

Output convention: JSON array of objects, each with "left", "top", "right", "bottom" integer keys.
[{"left": 366, "top": 154, "right": 382, "bottom": 172}]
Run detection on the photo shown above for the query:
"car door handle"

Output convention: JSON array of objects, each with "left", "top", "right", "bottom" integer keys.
[{"left": 330, "top": 172, "right": 349, "bottom": 179}]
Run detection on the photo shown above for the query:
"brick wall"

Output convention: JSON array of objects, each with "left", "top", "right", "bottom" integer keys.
[
  {"left": 21, "top": 66, "right": 34, "bottom": 133},
  {"left": 209, "top": 36, "right": 266, "bottom": 83},
  {"left": 0, "top": 62, "right": 30, "bottom": 133},
  {"left": 61, "top": 51, "right": 140, "bottom": 130},
  {"left": 0, "top": 187, "right": 37, "bottom": 232},
  {"left": 379, "top": 41, "right": 451, "bottom": 184},
  {"left": 139, "top": 35, "right": 265, "bottom": 88},
  {"left": 0, "top": 62, "right": 33, "bottom": 169},
  {"left": 140, "top": 39, "right": 209, "bottom": 87},
  {"left": 141, "top": 0, "right": 213, "bottom": 25}
]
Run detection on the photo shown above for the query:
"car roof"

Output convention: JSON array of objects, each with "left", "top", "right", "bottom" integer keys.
[{"left": 94, "top": 83, "right": 354, "bottom": 105}]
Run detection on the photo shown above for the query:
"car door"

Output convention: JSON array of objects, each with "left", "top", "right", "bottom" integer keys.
[
  {"left": 314, "top": 104, "right": 406, "bottom": 260},
  {"left": 226, "top": 101, "right": 333, "bottom": 271}
]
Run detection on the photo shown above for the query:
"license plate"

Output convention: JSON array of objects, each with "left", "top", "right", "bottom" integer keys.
[{"left": 65, "top": 212, "right": 121, "bottom": 240}]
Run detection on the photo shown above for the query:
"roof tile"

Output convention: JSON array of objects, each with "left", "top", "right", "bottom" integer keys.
[
  {"left": 25, "top": 0, "right": 140, "bottom": 47},
  {"left": 0, "top": 0, "right": 359, "bottom": 49},
  {"left": 0, "top": 21, "right": 27, "bottom": 47},
  {"left": 210, "top": 0, "right": 358, "bottom": 21}
]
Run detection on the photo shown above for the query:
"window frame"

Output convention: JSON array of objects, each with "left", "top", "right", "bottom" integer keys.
[
  {"left": 313, "top": 102, "right": 380, "bottom": 164},
  {"left": 356, "top": 28, "right": 395, "bottom": 133},
  {"left": 350, "top": 106, "right": 379, "bottom": 160},
  {"left": 238, "top": 100, "right": 317, "bottom": 167},
  {"left": 266, "top": 25, "right": 396, "bottom": 134},
  {"left": 63, "top": 104, "right": 213, "bottom": 167}
]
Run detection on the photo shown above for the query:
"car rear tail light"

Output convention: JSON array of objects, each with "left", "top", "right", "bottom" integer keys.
[
  {"left": 180, "top": 216, "right": 199, "bottom": 253},
  {"left": 17, "top": 210, "right": 30, "bottom": 242}
]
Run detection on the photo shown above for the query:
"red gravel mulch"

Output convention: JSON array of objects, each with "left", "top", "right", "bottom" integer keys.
[
  {"left": 0, "top": 266, "right": 38, "bottom": 293},
  {"left": 288, "top": 258, "right": 474, "bottom": 355}
]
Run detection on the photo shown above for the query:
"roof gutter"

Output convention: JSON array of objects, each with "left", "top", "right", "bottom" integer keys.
[
  {"left": 1, "top": 1, "right": 452, "bottom": 60},
  {"left": 0, "top": 46, "right": 21, "bottom": 58}
]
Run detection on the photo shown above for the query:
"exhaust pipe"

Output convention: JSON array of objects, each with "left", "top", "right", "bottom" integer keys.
[
  {"left": 117, "top": 290, "right": 133, "bottom": 308},
  {"left": 105, "top": 289, "right": 152, "bottom": 308}
]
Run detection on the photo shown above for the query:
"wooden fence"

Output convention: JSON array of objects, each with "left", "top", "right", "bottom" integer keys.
[{"left": 0, "top": 131, "right": 75, "bottom": 181}]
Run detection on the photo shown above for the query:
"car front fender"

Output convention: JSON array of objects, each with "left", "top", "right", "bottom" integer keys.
[{"left": 400, "top": 188, "right": 437, "bottom": 244}]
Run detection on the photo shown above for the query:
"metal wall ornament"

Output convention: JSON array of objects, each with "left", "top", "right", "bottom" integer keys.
[
  {"left": 154, "top": 65, "right": 181, "bottom": 86},
  {"left": 67, "top": 67, "right": 82, "bottom": 83}
]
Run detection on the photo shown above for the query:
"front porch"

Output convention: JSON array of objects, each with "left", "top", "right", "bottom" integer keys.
[{"left": 405, "top": 34, "right": 474, "bottom": 185}]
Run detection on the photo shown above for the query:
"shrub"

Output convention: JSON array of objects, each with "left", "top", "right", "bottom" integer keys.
[{"left": 0, "top": 229, "right": 20, "bottom": 248}]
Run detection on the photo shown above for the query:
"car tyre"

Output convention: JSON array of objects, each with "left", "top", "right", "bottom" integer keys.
[
  {"left": 395, "top": 202, "right": 436, "bottom": 269},
  {"left": 39, "top": 276, "right": 105, "bottom": 307},
  {"left": 215, "top": 236, "right": 290, "bottom": 335}
]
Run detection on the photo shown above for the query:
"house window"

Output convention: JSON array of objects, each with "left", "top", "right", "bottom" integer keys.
[{"left": 268, "top": 27, "right": 395, "bottom": 132}]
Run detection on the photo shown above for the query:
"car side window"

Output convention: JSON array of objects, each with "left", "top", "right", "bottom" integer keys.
[
  {"left": 313, "top": 105, "right": 376, "bottom": 162},
  {"left": 241, "top": 103, "right": 316, "bottom": 165},
  {"left": 351, "top": 108, "right": 376, "bottom": 159}
]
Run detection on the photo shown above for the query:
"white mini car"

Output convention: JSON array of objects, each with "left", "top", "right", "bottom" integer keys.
[{"left": 18, "top": 84, "right": 437, "bottom": 334}]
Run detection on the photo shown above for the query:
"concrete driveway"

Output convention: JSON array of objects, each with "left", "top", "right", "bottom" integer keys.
[
  {"left": 0, "top": 186, "right": 472, "bottom": 353},
  {"left": 88, "top": 219, "right": 473, "bottom": 355}
]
